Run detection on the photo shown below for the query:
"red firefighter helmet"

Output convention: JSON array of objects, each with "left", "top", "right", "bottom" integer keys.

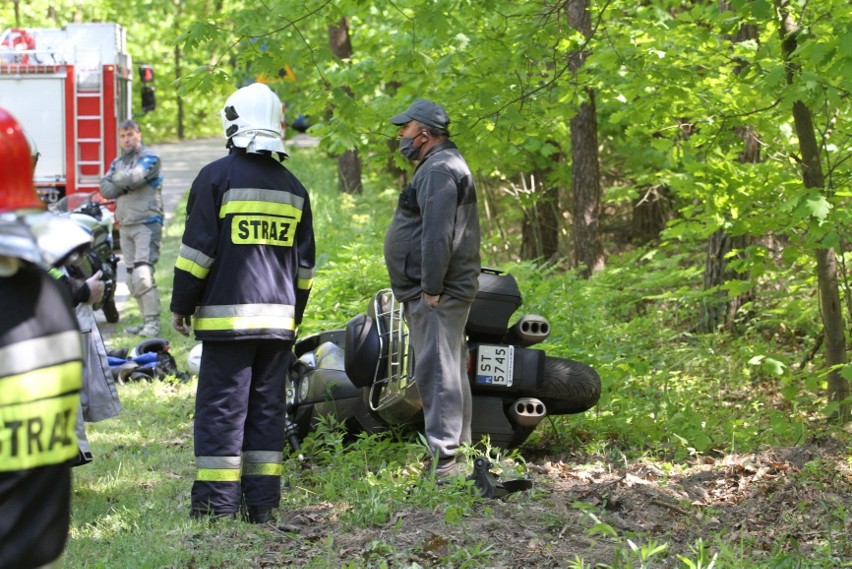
[{"left": 0, "top": 107, "right": 43, "bottom": 213}]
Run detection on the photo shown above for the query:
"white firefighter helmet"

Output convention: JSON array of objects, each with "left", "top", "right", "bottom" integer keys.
[
  {"left": 220, "top": 83, "right": 286, "bottom": 155},
  {"left": 187, "top": 343, "right": 203, "bottom": 375}
]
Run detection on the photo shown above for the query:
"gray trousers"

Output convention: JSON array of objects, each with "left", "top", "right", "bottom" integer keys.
[
  {"left": 405, "top": 294, "right": 473, "bottom": 460},
  {"left": 120, "top": 222, "right": 162, "bottom": 318}
]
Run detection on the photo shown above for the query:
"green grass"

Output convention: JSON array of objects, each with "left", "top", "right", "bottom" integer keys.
[{"left": 66, "top": 145, "right": 851, "bottom": 568}]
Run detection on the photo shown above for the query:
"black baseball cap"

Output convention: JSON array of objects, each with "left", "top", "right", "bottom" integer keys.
[{"left": 389, "top": 99, "right": 450, "bottom": 130}]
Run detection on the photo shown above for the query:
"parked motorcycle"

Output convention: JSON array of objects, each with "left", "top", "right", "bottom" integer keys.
[
  {"left": 285, "top": 268, "right": 601, "bottom": 450},
  {"left": 50, "top": 192, "right": 120, "bottom": 323}
]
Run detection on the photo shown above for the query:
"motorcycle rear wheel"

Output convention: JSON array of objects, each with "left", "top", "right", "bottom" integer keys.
[
  {"left": 538, "top": 356, "right": 601, "bottom": 415},
  {"left": 102, "top": 298, "right": 120, "bottom": 323}
]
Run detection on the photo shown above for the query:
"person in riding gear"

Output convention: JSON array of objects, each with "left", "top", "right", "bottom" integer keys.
[
  {"left": 384, "top": 99, "right": 481, "bottom": 480},
  {"left": 99, "top": 119, "right": 164, "bottom": 337},
  {"left": 171, "top": 83, "right": 316, "bottom": 523},
  {"left": 0, "top": 107, "right": 90, "bottom": 568}
]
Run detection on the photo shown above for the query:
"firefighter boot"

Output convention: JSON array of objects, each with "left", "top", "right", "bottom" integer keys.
[{"left": 244, "top": 506, "right": 276, "bottom": 524}]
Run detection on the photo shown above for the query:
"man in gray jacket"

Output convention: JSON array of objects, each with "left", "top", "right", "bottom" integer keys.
[
  {"left": 384, "top": 99, "right": 481, "bottom": 480},
  {"left": 100, "top": 119, "right": 164, "bottom": 337}
]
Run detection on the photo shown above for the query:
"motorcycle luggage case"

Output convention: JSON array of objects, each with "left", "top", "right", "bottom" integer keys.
[{"left": 467, "top": 271, "right": 522, "bottom": 338}]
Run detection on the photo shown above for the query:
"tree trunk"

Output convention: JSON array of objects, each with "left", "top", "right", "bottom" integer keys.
[
  {"left": 567, "top": 0, "right": 604, "bottom": 277},
  {"left": 175, "top": 43, "right": 184, "bottom": 140},
  {"left": 702, "top": 231, "right": 750, "bottom": 332},
  {"left": 777, "top": 0, "right": 849, "bottom": 420},
  {"left": 520, "top": 164, "right": 560, "bottom": 261},
  {"left": 337, "top": 152, "right": 362, "bottom": 194},
  {"left": 631, "top": 185, "right": 672, "bottom": 244},
  {"left": 328, "top": 17, "right": 362, "bottom": 194}
]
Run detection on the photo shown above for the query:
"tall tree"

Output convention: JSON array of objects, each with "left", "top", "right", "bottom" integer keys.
[
  {"left": 567, "top": 0, "right": 604, "bottom": 277},
  {"left": 173, "top": 0, "right": 184, "bottom": 140},
  {"left": 776, "top": 0, "right": 849, "bottom": 420},
  {"left": 328, "top": 16, "right": 362, "bottom": 194}
]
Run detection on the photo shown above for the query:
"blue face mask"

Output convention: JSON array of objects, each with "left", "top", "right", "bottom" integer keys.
[{"left": 399, "top": 135, "right": 423, "bottom": 160}]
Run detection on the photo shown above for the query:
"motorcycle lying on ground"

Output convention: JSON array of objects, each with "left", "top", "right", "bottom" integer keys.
[
  {"left": 107, "top": 337, "right": 187, "bottom": 384},
  {"left": 285, "top": 268, "right": 602, "bottom": 454},
  {"left": 50, "top": 192, "right": 120, "bottom": 323}
]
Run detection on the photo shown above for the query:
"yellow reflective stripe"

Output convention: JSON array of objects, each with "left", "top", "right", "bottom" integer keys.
[
  {"left": 0, "top": 330, "right": 83, "bottom": 377},
  {"left": 194, "top": 315, "right": 296, "bottom": 332},
  {"left": 195, "top": 455, "right": 241, "bottom": 482},
  {"left": 242, "top": 450, "right": 283, "bottom": 477},
  {"left": 1, "top": 361, "right": 83, "bottom": 406},
  {"left": 219, "top": 189, "right": 305, "bottom": 220},
  {"left": 197, "top": 304, "right": 294, "bottom": 318},
  {"left": 0, "top": 393, "right": 79, "bottom": 471},
  {"left": 242, "top": 462, "right": 282, "bottom": 476},
  {"left": 48, "top": 267, "right": 64, "bottom": 279},
  {"left": 194, "top": 304, "right": 296, "bottom": 332},
  {"left": 297, "top": 267, "right": 315, "bottom": 291},
  {"left": 175, "top": 244, "right": 214, "bottom": 279},
  {"left": 175, "top": 255, "right": 211, "bottom": 279},
  {"left": 196, "top": 468, "right": 241, "bottom": 482}
]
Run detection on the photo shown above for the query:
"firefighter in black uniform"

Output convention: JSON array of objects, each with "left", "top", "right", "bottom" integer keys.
[
  {"left": 171, "top": 83, "right": 316, "bottom": 523},
  {"left": 0, "top": 108, "right": 92, "bottom": 568}
]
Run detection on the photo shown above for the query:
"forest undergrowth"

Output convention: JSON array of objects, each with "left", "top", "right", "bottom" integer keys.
[{"left": 71, "top": 146, "right": 851, "bottom": 568}]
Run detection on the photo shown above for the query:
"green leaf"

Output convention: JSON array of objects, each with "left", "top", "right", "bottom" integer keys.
[
  {"left": 806, "top": 194, "right": 832, "bottom": 223},
  {"left": 751, "top": 0, "right": 773, "bottom": 20}
]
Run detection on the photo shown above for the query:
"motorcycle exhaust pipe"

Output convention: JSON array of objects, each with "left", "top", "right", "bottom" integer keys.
[
  {"left": 509, "top": 397, "right": 547, "bottom": 427},
  {"left": 505, "top": 314, "right": 551, "bottom": 347}
]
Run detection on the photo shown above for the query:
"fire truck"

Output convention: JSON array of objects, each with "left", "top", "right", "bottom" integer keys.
[{"left": 0, "top": 23, "right": 150, "bottom": 203}]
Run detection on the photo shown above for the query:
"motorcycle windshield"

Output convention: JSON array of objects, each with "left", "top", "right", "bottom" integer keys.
[{"left": 48, "top": 192, "right": 105, "bottom": 215}]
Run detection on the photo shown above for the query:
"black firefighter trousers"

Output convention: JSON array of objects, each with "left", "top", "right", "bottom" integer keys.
[{"left": 191, "top": 339, "right": 292, "bottom": 516}]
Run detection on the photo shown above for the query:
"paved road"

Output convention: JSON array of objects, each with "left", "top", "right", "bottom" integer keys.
[
  {"left": 97, "top": 134, "right": 317, "bottom": 333},
  {"left": 159, "top": 138, "right": 228, "bottom": 222}
]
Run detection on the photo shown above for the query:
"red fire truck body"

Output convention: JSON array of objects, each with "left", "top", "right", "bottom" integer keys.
[{"left": 0, "top": 23, "right": 133, "bottom": 202}]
